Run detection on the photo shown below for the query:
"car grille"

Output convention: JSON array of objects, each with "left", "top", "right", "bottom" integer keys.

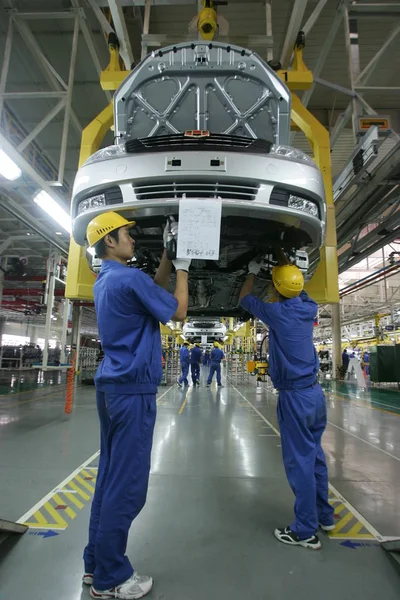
[
  {"left": 134, "top": 180, "right": 259, "bottom": 202},
  {"left": 125, "top": 134, "right": 272, "bottom": 155}
]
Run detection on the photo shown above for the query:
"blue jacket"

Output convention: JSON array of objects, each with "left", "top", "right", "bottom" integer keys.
[
  {"left": 94, "top": 260, "right": 178, "bottom": 394},
  {"left": 180, "top": 346, "right": 190, "bottom": 366},
  {"left": 210, "top": 348, "right": 224, "bottom": 364},
  {"left": 240, "top": 291, "right": 318, "bottom": 390},
  {"left": 190, "top": 346, "right": 202, "bottom": 364}
]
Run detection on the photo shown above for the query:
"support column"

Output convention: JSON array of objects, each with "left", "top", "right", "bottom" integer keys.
[
  {"left": 42, "top": 253, "right": 59, "bottom": 369},
  {"left": 70, "top": 303, "right": 82, "bottom": 373},
  {"left": 331, "top": 303, "right": 342, "bottom": 379},
  {"left": 60, "top": 298, "right": 70, "bottom": 364}
]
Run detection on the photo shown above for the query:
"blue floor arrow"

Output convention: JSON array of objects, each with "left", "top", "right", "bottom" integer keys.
[
  {"left": 29, "top": 530, "right": 59, "bottom": 539},
  {"left": 340, "top": 540, "right": 362, "bottom": 549}
]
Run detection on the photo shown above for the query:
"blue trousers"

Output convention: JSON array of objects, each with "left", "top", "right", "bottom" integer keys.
[
  {"left": 191, "top": 362, "right": 200, "bottom": 382},
  {"left": 277, "top": 383, "right": 334, "bottom": 539},
  {"left": 178, "top": 363, "right": 189, "bottom": 385},
  {"left": 207, "top": 363, "right": 221, "bottom": 385},
  {"left": 84, "top": 391, "right": 157, "bottom": 590}
]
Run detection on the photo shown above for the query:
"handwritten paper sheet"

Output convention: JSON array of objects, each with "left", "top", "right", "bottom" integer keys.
[{"left": 177, "top": 197, "right": 222, "bottom": 260}]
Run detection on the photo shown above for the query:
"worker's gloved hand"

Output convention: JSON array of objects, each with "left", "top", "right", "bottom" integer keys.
[
  {"left": 173, "top": 258, "right": 191, "bottom": 272},
  {"left": 169, "top": 216, "right": 178, "bottom": 238},
  {"left": 164, "top": 216, "right": 179, "bottom": 260},
  {"left": 248, "top": 259, "right": 262, "bottom": 276}
]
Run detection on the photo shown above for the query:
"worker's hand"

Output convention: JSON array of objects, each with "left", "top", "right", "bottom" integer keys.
[
  {"left": 163, "top": 216, "right": 178, "bottom": 248},
  {"left": 248, "top": 259, "right": 262, "bottom": 276},
  {"left": 173, "top": 257, "right": 191, "bottom": 272}
]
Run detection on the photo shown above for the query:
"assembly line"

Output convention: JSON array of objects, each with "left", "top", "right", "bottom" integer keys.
[{"left": 1, "top": 1, "right": 400, "bottom": 599}]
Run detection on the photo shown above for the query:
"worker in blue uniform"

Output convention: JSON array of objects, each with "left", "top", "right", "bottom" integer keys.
[
  {"left": 82, "top": 212, "right": 190, "bottom": 600},
  {"left": 177, "top": 341, "right": 190, "bottom": 387},
  {"left": 190, "top": 343, "right": 202, "bottom": 385},
  {"left": 206, "top": 341, "right": 224, "bottom": 387},
  {"left": 203, "top": 349, "right": 210, "bottom": 367},
  {"left": 239, "top": 253, "right": 334, "bottom": 551}
]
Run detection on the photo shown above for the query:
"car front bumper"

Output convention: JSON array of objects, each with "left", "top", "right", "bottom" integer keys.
[{"left": 72, "top": 151, "right": 326, "bottom": 247}]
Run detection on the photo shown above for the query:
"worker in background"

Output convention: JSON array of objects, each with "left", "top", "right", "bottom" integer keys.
[
  {"left": 203, "top": 348, "right": 210, "bottom": 367},
  {"left": 83, "top": 212, "right": 190, "bottom": 599},
  {"left": 177, "top": 341, "right": 190, "bottom": 387},
  {"left": 206, "top": 341, "right": 225, "bottom": 387},
  {"left": 239, "top": 252, "right": 334, "bottom": 551},
  {"left": 190, "top": 342, "right": 202, "bottom": 386},
  {"left": 342, "top": 348, "right": 349, "bottom": 373},
  {"left": 363, "top": 348, "right": 370, "bottom": 376}
]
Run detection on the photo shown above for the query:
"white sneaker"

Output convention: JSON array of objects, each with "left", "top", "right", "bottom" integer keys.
[
  {"left": 83, "top": 573, "right": 94, "bottom": 585},
  {"left": 90, "top": 572, "right": 153, "bottom": 599},
  {"left": 320, "top": 522, "right": 336, "bottom": 531}
]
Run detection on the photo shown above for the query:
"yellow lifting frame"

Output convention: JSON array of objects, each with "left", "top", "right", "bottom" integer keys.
[{"left": 66, "top": 46, "right": 339, "bottom": 306}]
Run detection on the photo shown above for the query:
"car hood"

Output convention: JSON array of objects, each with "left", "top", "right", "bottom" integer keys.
[{"left": 114, "top": 41, "right": 291, "bottom": 146}]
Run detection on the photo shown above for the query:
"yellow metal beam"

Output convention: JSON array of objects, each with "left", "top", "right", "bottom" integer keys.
[
  {"left": 65, "top": 102, "right": 114, "bottom": 301},
  {"left": 277, "top": 45, "right": 313, "bottom": 91},
  {"left": 290, "top": 93, "right": 339, "bottom": 304}
]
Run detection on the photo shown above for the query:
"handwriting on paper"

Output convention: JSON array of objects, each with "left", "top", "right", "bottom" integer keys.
[{"left": 177, "top": 198, "right": 222, "bottom": 260}]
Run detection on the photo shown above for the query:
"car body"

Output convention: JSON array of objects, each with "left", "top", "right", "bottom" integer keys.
[
  {"left": 71, "top": 41, "right": 326, "bottom": 316},
  {"left": 183, "top": 319, "right": 227, "bottom": 343}
]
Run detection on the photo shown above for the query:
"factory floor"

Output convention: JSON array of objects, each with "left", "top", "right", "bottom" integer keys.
[{"left": 0, "top": 370, "right": 400, "bottom": 600}]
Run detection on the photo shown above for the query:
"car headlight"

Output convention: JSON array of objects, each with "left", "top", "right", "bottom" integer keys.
[
  {"left": 83, "top": 144, "right": 126, "bottom": 167},
  {"left": 288, "top": 195, "right": 319, "bottom": 218},
  {"left": 77, "top": 193, "right": 106, "bottom": 215},
  {"left": 270, "top": 145, "right": 317, "bottom": 168}
]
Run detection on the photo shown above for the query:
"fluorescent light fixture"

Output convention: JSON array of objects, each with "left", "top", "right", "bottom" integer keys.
[
  {"left": 0, "top": 148, "right": 22, "bottom": 181},
  {"left": 55, "top": 231, "right": 63, "bottom": 236},
  {"left": 33, "top": 190, "right": 71, "bottom": 234}
]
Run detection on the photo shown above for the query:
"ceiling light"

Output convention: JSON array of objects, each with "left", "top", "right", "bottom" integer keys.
[
  {"left": 0, "top": 149, "right": 22, "bottom": 181},
  {"left": 55, "top": 231, "right": 63, "bottom": 236},
  {"left": 33, "top": 190, "right": 71, "bottom": 234}
]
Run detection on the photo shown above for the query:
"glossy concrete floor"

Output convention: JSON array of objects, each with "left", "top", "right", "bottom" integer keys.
[{"left": 0, "top": 370, "right": 400, "bottom": 600}]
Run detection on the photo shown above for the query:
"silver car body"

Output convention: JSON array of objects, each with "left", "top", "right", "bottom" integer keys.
[
  {"left": 183, "top": 319, "right": 227, "bottom": 343},
  {"left": 72, "top": 41, "right": 326, "bottom": 249}
]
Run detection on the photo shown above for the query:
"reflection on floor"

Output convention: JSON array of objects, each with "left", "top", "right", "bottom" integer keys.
[
  {"left": 0, "top": 369, "right": 67, "bottom": 396},
  {"left": 0, "top": 373, "right": 399, "bottom": 599}
]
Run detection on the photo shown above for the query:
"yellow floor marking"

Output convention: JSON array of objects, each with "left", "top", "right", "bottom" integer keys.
[
  {"left": 334, "top": 503, "right": 347, "bottom": 515},
  {"left": 43, "top": 501, "right": 68, "bottom": 528},
  {"left": 23, "top": 522, "right": 66, "bottom": 530},
  {"left": 333, "top": 511, "right": 354, "bottom": 534},
  {"left": 75, "top": 474, "right": 95, "bottom": 493},
  {"left": 345, "top": 520, "right": 364, "bottom": 537},
  {"left": 53, "top": 494, "right": 77, "bottom": 520},
  {"left": 63, "top": 492, "right": 84, "bottom": 509},
  {"left": 68, "top": 480, "right": 91, "bottom": 501},
  {"left": 178, "top": 388, "right": 192, "bottom": 415},
  {"left": 81, "top": 469, "right": 97, "bottom": 481},
  {"left": 31, "top": 510, "right": 48, "bottom": 526}
]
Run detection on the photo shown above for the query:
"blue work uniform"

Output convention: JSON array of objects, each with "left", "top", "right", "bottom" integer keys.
[
  {"left": 84, "top": 260, "right": 178, "bottom": 591},
  {"left": 203, "top": 351, "right": 210, "bottom": 366},
  {"left": 178, "top": 346, "right": 190, "bottom": 385},
  {"left": 190, "top": 346, "right": 202, "bottom": 383},
  {"left": 207, "top": 348, "right": 224, "bottom": 385},
  {"left": 240, "top": 291, "right": 334, "bottom": 539},
  {"left": 342, "top": 351, "right": 349, "bottom": 371}
]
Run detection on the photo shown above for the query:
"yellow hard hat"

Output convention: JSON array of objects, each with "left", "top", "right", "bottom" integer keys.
[
  {"left": 86, "top": 212, "right": 135, "bottom": 247},
  {"left": 213, "top": 341, "right": 220, "bottom": 348},
  {"left": 272, "top": 264, "right": 304, "bottom": 298}
]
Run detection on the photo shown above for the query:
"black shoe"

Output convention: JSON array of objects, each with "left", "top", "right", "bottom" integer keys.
[
  {"left": 217, "top": 384, "right": 224, "bottom": 388},
  {"left": 206, "top": 384, "right": 210, "bottom": 387},
  {"left": 177, "top": 381, "right": 182, "bottom": 388},
  {"left": 274, "top": 527, "right": 321, "bottom": 550}
]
